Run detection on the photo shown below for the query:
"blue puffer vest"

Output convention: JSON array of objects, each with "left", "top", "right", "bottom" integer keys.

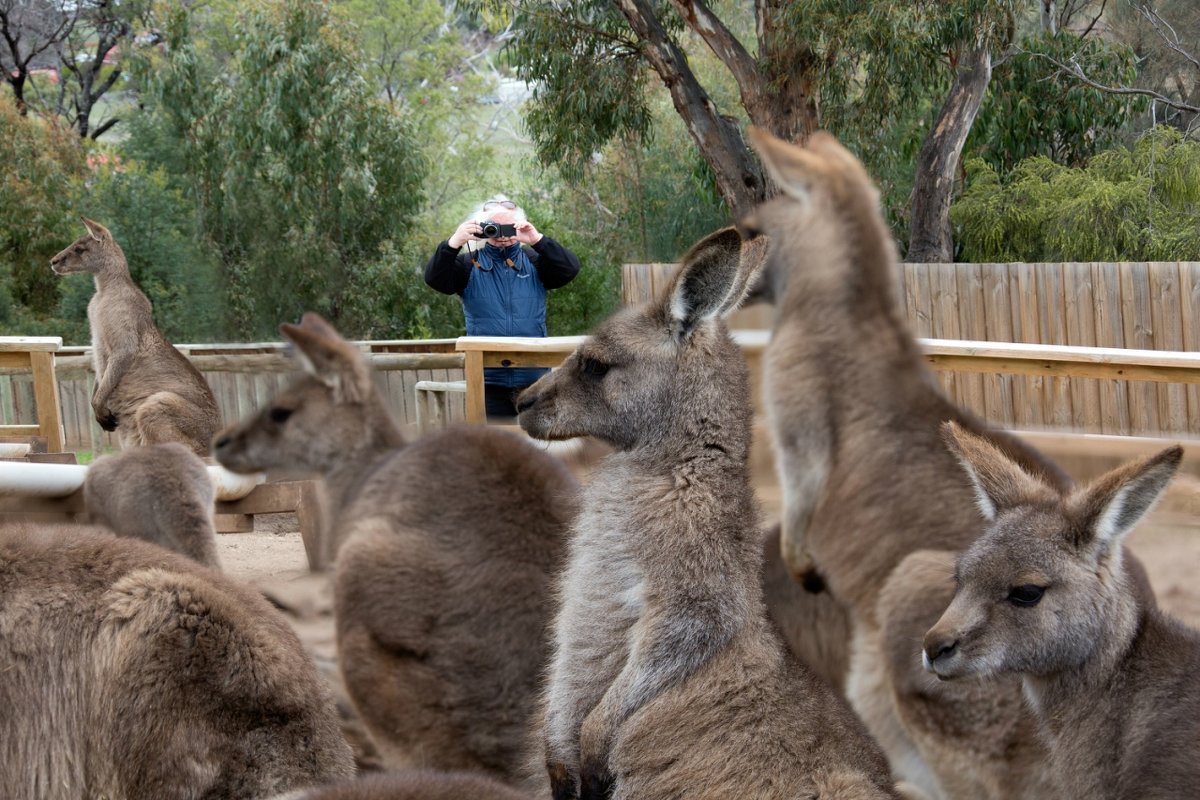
[{"left": 463, "top": 242, "right": 549, "bottom": 388}]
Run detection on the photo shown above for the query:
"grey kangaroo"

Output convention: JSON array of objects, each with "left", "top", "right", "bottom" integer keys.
[
  {"left": 517, "top": 228, "right": 904, "bottom": 800},
  {"left": 0, "top": 522, "right": 353, "bottom": 799},
  {"left": 745, "top": 128, "right": 1069, "bottom": 798},
  {"left": 50, "top": 217, "right": 220, "bottom": 455},
  {"left": 214, "top": 312, "right": 577, "bottom": 790},
  {"left": 84, "top": 441, "right": 222, "bottom": 569},
  {"left": 926, "top": 423, "right": 1197, "bottom": 799}
]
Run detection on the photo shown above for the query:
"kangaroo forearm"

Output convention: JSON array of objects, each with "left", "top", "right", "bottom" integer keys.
[{"left": 93, "top": 350, "right": 135, "bottom": 407}]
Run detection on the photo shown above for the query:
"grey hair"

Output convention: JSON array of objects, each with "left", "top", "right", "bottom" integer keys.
[{"left": 470, "top": 193, "right": 528, "bottom": 224}]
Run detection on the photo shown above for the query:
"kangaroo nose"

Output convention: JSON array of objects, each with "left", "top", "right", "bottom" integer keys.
[
  {"left": 924, "top": 636, "right": 959, "bottom": 664},
  {"left": 515, "top": 391, "right": 537, "bottom": 415}
]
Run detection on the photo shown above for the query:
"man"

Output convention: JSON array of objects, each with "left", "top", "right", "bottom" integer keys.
[{"left": 424, "top": 195, "right": 581, "bottom": 419}]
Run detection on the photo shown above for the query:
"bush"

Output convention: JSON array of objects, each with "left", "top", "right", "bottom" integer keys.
[{"left": 953, "top": 127, "right": 1200, "bottom": 262}]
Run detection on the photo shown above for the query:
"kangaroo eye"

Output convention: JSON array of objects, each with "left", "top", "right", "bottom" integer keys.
[
  {"left": 269, "top": 407, "right": 294, "bottom": 424},
  {"left": 1007, "top": 585, "right": 1045, "bottom": 607},
  {"left": 580, "top": 357, "right": 609, "bottom": 378},
  {"left": 73, "top": 246, "right": 85, "bottom": 253}
]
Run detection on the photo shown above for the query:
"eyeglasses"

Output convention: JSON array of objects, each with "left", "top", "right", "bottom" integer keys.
[{"left": 483, "top": 200, "right": 517, "bottom": 210}]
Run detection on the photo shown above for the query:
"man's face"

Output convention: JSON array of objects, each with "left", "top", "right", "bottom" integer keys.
[{"left": 485, "top": 209, "right": 519, "bottom": 247}]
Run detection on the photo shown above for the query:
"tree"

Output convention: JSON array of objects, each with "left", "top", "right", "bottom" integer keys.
[
  {"left": 138, "top": 0, "right": 427, "bottom": 339},
  {"left": 56, "top": 0, "right": 149, "bottom": 139},
  {"left": 471, "top": 0, "right": 1017, "bottom": 262},
  {"left": 0, "top": 91, "right": 86, "bottom": 324},
  {"left": 0, "top": 0, "right": 76, "bottom": 116}
]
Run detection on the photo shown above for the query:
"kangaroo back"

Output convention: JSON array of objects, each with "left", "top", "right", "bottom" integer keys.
[
  {"left": 84, "top": 442, "right": 221, "bottom": 569},
  {"left": 0, "top": 523, "right": 353, "bottom": 799}
]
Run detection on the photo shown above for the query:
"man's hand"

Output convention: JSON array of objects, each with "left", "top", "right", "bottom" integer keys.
[
  {"left": 516, "top": 221, "right": 543, "bottom": 245},
  {"left": 448, "top": 220, "right": 483, "bottom": 248}
]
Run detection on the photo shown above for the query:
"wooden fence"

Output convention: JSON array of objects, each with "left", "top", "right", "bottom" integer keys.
[
  {"left": 624, "top": 261, "right": 1200, "bottom": 437},
  {"left": 0, "top": 340, "right": 467, "bottom": 453}
]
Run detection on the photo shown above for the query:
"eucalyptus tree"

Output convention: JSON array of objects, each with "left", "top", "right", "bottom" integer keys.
[
  {"left": 468, "top": 0, "right": 1019, "bottom": 261},
  {"left": 138, "top": 0, "right": 427, "bottom": 339}
]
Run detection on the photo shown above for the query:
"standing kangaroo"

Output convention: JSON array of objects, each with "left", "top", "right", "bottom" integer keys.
[
  {"left": 84, "top": 441, "right": 222, "bottom": 569},
  {"left": 214, "top": 313, "right": 577, "bottom": 790},
  {"left": 50, "top": 217, "right": 220, "bottom": 455},
  {"left": 517, "top": 228, "right": 903, "bottom": 800},
  {"left": 0, "top": 522, "right": 354, "bottom": 799},
  {"left": 926, "top": 423, "right": 1197, "bottom": 798},
  {"left": 745, "top": 128, "right": 1070, "bottom": 798}
]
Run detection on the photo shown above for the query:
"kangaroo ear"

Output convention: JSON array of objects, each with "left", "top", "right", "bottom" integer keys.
[
  {"left": 81, "top": 216, "right": 111, "bottom": 242},
  {"left": 941, "top": 422, "right": 1057, "bottom": 521},
  {"left": 747, "top": 127, "right": 834, "bottom": 203},
  {"left": 1072, "top": 445, "right": 1182, "bottom": 552},
  {"left": 280, "top": 317, "right": 373, "bottom": 404},
  {"left": 666, "top": 226, "right": 760, "bottom": 339}
]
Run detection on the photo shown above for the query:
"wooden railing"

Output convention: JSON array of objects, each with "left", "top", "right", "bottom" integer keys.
[{"left": 455, "top": 333, "right": 1200, "bottom": 426}]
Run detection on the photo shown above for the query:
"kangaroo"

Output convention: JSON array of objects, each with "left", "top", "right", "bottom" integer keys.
[
  {"left": 49, "top": 217, "right": 220, "bottom": 456},
  {"left": 744, "top": 128, "right": 1071, "bottom": 798},
  {"left": 0, "top": 522, "right": 353, "bottom": 799},
  {"left": 516, "top": 227, "right": 904, "bottom": 800},
  {"left": 272, "top": 770, "right": 530, "bottom": 800},
  {"left": 213, "top": 312, "right": 577, "bottom": 790},
  {"left": 926, "top": 423, "right": 1196, "bottom": 798},
  {"left": 83, "top": 441, "right": 222, "bottom": 569}
]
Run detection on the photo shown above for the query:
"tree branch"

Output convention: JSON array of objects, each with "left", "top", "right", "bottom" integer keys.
[
  {"left": 1026, "top": 50, "right": 1200, "bottom": 115},
  {"left": 90, "top": 116, "right": 119, "bottom": 139},
  {"left": 1137, "top": 3, "right": 1200, "bottom": 74},
  {"left": 665, "top": 0, "right": 768, "bottom": 116},
  {"left": 614, "top": 0, "right": 765, "bottom": 212}
]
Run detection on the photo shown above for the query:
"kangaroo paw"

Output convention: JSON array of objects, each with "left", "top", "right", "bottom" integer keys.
[
  {"left": 580, "top": 766, "right": 614, "bottom": 800},
  {"left": 548, "top": 761, "right": 578, "bottom": 800}
]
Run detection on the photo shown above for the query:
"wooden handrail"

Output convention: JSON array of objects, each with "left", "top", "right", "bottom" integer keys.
[{"left": 454, "top": 333, "right": 1200, "bottom": 424}]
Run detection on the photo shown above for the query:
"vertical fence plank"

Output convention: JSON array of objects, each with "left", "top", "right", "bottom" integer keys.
[
  {"left": 1120, "top": 262, "right": 1157, "bottom": 434},
  {"left": 1179, "top": 262, "right": 1200, "bottom": 431},
  {"left": 1148, "top": 262, "right": 1189, "bottom": 434},
  {"left": 1092, "top": 261, "right": 1130, "bottom": 434},
  {"left": 979, "top": 262, "right": 1016, "bottom": 428},
  {"left": 951, "top": 262, "right": 986, "bottom": 417},
  {"left": 1063, "top": 264, "right": 1102, "bottom": 434},
  {"left": 1038, "top": 262, "right": 1073, "bottom": 428},
  {"left": 1012, "top": 262, "right": 1047, "bottom": 428}
]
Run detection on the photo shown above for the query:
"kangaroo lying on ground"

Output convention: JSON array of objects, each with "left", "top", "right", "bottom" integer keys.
[
  {"left": 517, "top": 228, "right": 904, "bottom": 800},
  {"left": 744, "top": 128, "right": 1070, "bottom": 798},
  {"left": 50, "top": 217, "right": 220, "bottom": 455},
  {"left": 0, "top": 522, "right": 353, "bottom": 800},
  {"left": 272, "top": 770, "right": 530, "bottom": 800},
  {"left": 84, "top": 441, "right": 222, "bottom": 569},
  {"left": 214, "top": 312, "right": 578, "bottom": 790},
  {"left": 926, "top": 423, "right": 1197, "bottom": 799}
]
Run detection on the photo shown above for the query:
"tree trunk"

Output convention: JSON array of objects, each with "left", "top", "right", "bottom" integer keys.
[
  {"left": 906, "top": 44, "right": 992, "bottom": 263},
  {"left": 615, "top": 0, "right": 767, "bottom": 215}
]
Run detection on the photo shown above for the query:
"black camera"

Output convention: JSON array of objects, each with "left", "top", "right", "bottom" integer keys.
[{"left": 475, "top": 220, "right": 517, "bottom": 238}]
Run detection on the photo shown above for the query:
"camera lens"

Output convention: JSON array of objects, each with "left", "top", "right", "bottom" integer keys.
[{"left": 481, "top": 222, "right": 499, "bottom": 237}]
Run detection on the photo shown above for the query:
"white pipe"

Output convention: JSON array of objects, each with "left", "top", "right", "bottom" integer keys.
[
  {"left": 0, "top": 443, "right": 31, "bottom": 458},
  {"left": 0, "top": 461, "right": 263, "bottom": 501}
]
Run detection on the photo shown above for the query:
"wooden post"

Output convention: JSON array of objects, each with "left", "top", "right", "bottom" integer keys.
[
  {"left": 463, "top": 350, "right": 486, "bottom": 424},
  {"left": 29, "top": 351, "right": 64, "bottom": 453}
]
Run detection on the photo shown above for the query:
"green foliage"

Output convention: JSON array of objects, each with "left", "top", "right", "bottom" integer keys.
[
  {"left": 0, "top": 94, "right": 87, "bottom": 321},
  {"left": 970, "top": 32, "right": 1144, "bottom": 174},
  {"left": 141, "top": 0, "right": 427, "bottom": 339},
  {"left": 953, "top": 127, "right": 1200, "bottom": 262}
]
